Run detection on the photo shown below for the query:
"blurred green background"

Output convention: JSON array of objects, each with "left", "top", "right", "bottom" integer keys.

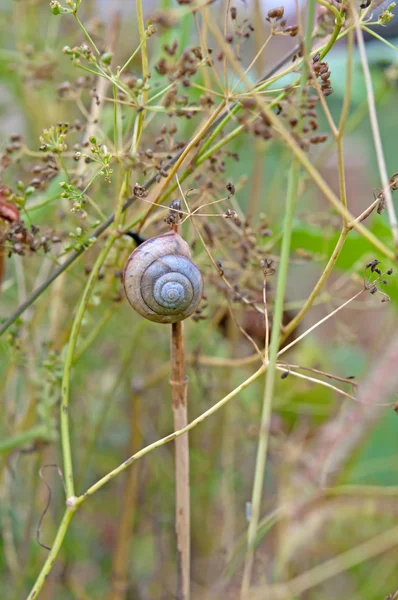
[{"left": 1, "top": 1, "right": 398, "bottom": 599}]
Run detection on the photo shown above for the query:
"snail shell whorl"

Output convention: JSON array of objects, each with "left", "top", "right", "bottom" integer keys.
[{"left": 123, "top": 231, "right": 203, "bottom": 324}]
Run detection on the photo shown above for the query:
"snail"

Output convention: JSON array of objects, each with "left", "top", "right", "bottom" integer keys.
[{"left": 123, "top": 231, "right": 203, "bottom": 324}]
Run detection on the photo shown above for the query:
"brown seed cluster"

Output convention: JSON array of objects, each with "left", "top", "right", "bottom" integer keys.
[
  {"left": 266, "top": 6, "right": 298, "bottom": 36},
  {"left": 154, "top": 46, "right": 217, "bottom": 118},
  {"left": 155, "top": 46, "right": 209, "bottom": 82},
  {"left": 1, "top": 134, "right": 23, "bottom": 170},
  {"left": 312, "top": 54, "right": 333, "bottom": 97},
  {"left": 1, "top": 221, "right": 54, "bottom": 257},
  {"left": 364, "top": 259, "right": 393, "bottom": 303},
  {"left": 1, "top": 130, "right": 63, "bottom": 193},
  {"left": 136, "top": 123, "right": 186, "bottom": 182},
  {"left": 286, "top": 90, "right": 328, "bottom": 149}
]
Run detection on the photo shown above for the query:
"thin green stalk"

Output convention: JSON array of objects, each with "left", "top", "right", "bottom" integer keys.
[
  {"left": 61, "top": 174, "right": 128, "bottom": 497},
  {"left": 196, "top": 124, "right": 244, "bottom": 165},
  {"left": 0, "top": 20, "right": 390, "bottom": 340},
  {"left": 362, "top": 24, "right": 398, "bottom": 51},
  {"left": 197, "top": 104, "right": 240, "bottom": 160},
  {"left": 72, "top": 308, "right": 113, "bottom": 363},
  {"left": 240, "top": 0, "right": 317, "bottom": 594},
  {"left": 60, "top": 231, "right": 119, "bottom": 498},
  {"left": 354, "top": 9, "right": 398, "bottom": 247},
  {"left": 75, "top": 366, "right": 266, "bottom": 507},
  {"left": 28, "top": 177, "right": 128, "bottom": 598},
  {"left": 26, "top": 509, "right": 75, "bottom": 600},
  {"left": 282, "top": 28, "right": 354, "bottom": 340},
  {"left": 318, "top": 2, "right": 344, "bottom": 60},
  {"left": 73, "top": 12, "right": 100, "bottom": 55},
  {"left": 113, "top": 84, "right": 119, "bottom": 154},
  {"left": 118, "top": 38, "right": 146, "bottom": 76},
  {"left": 338, "top": 28, "right": 354, "bottom": 136},
  {"left": 25, "top": 191, "right": 63, "bottom": 214},
  {"left": 195, "top": 15, "right": 348, "bottom": 169},
  {"left": 0, "top": 426, "right": 48, "bottom": 454},
  {"left": 240, "top": 160, "right": 301, "bottom": 598},
  {"left": 282, "top": 228, "right": 348, "bottom": 339},
  {"left": 131, "top": 0, "right": 148, "bottom": 156},
  {"left": 316, "top": 0, "right": 342, "bottom": 21}
]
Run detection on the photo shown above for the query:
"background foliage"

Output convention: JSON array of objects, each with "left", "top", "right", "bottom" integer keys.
[{"left": 1, "top": 0, "right": 398, "bottom": 598}]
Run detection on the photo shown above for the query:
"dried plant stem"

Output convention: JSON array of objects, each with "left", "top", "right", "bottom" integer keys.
[
  {"left": 282, "top": 228, "right": 348, "bottom": 339},
  {"left": 354, "top": 8, "right": 398, "bottom": 248},
  {"left": 131, "top": 0, "right": 148, "bottom": 156},
  {"left": 204, "top": 17, "right": 395, "bottom": 262},
  {"left": 0, "top": 29, "right": 390, "bottom": 339},
  {"left": 240, "top": 160, "right": 301, "bottom": 599},
  {"left": 282, "top": 29, "right": 354, "bottom": 340},
  {"left": 75, "top": 365, "right": 266, "bottom": 505},
  {"left": 138, "top": 101, "right": 226, "bottom": 230},
  {"left": 251, "top": 524, "right": 398, "bottom": 599},
  {"left": 60, "top": 230, "right": 121, "bottom": 499},
  {"left": 170, "top": 321, "right": 190, "bottom": 600},
  {"left": 240, "top": 1, "right": 316, "bottom": 593}
]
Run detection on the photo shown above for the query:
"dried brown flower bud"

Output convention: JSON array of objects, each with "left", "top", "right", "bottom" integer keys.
[{"left": 267, "top": 6, "right": 285, "bottom": 19}]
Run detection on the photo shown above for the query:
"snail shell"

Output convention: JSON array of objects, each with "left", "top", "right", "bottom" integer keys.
[{"left": 123, "top": 231, "right": 203, "bottom": 324}]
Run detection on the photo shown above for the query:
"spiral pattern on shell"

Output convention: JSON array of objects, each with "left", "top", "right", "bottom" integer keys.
[{"left": 123, "top": 231, "right": 203, "bottom": 324}]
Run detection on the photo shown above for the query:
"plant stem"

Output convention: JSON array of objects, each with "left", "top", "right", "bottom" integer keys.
[
  {"left": 240, "top": 160, "right": 301, "bottom": 598},
  {"left": 0, "top": 425, "right": 48, "bottom": 454},
  {"left": 27, "top": 179, "right": 128, "bottom": 598},
  {"left": 170, "top": 321, "right": 190, "bottom": 600},
  {"left": 354, "top": 10, "right": 398, "bottom": 248},
  {"left": 282, "top": 27, "right": 353, "bottom": 340},
  {"left": 282, "top": 227, "right": 348, "bottom": 339},
  {"left": 73, "top": 12, "right": 100, "bottom": 55},
  {"left": 131, "top": 0, "right": 148, "bottom": 156},
  {"left": 0, "top": 27, "right": 390, "bottom": 339},
  {"left": 254, "top": 524, "right": 398, "bottom": 599},
  {"left": 26, "top": 508, "right": 75, "bottom": 600},
  {"left": 240, "top": 0, "right": 317, "bottom": 594},
  {"left": 75, "top": 366, "right": 266, "bottom": 506},
  {"left": 60, "top": 231, "right": 119, "bottom": 499},
  {"left": 137, "top": 101, "right": 226, "bottom": 230}
]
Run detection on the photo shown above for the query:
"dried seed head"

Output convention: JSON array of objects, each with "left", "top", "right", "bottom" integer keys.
[
  {"left": 267, "top": 6, "right": 285, "bottom": 19},
  {"left": 285, "top": 25, "right": 298, "bottom": 36}
]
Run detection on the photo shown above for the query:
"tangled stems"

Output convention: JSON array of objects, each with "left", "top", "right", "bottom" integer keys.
[
  {"left": 240, "top": 0, "right": 317, "bottom": 593},
  {"left": 27, "top": 363, "right": 266, "bottom": 599},
  {"left": 60, "top": 230, "right": 123, "bottom": 498},
  {"left": 26, "top": 176, "right": 128, "bottom": 598},
  {"left": 5, "top": 2, "right": 396, "bottom": 597},
  {"left": 281, "top": 28, "right": 354, "bottom": 341},
  {"left": 0, "top": 10, "right": 390, "bottom": 339}
]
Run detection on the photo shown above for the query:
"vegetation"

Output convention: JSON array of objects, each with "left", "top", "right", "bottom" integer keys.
[{"left": 1, "top": 0, "right": 398, "bottom": 598}]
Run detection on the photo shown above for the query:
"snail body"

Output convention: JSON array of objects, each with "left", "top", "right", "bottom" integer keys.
[{"left": 123, "top": 231, "right": 203, "bottom": 324}]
